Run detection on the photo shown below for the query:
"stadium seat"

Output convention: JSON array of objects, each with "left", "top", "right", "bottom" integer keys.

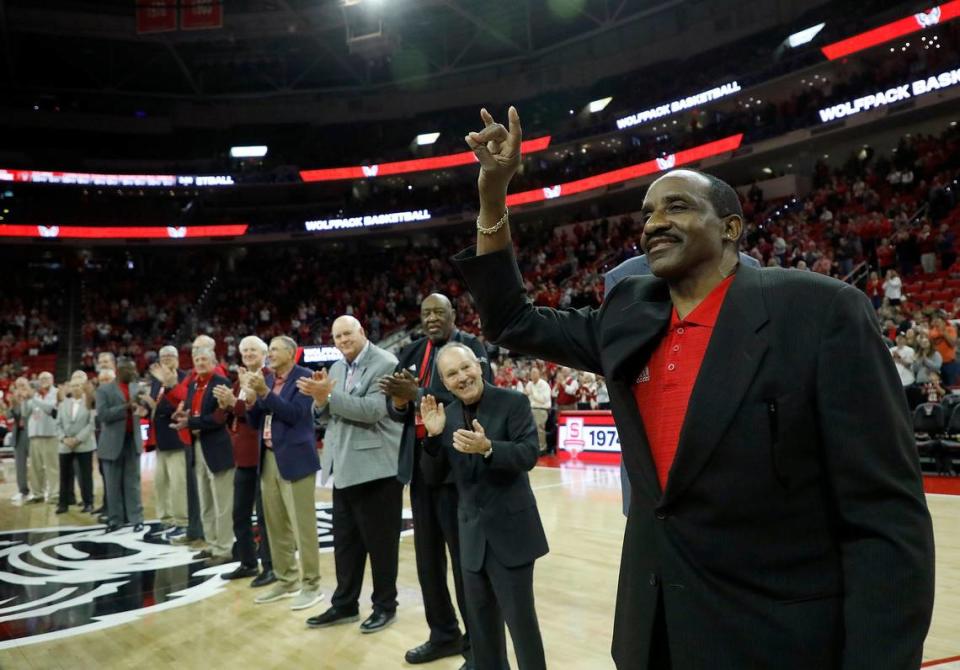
[{"left": 914, "top": 402, "right": 946, "bottom": 474}]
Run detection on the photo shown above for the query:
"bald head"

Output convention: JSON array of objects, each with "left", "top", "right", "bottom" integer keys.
[
  {"left": 332, "top": 315, "right": 367, "bottom": 363},
  {"left": 421, "top": 293, "right": 456, "bottom": 343}
]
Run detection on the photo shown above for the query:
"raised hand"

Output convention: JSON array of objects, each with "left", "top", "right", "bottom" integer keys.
[
  {"left": 465, "top": 106, "right": 523, "bottom": 199},
  {"left": 453, "top": 419, "right": 492, "bottom": 455},
  {"left": 149, "top": 363, "right": 177, "bottom": 388},
  {"left": 419, "top": 394, "right": 447, "bottom": 437},
  {"left": 247, "top": 370, "right": 269, "bottom": 398},
  {"left": 378, "top": 370, "right": 418, "bottom": 407}
]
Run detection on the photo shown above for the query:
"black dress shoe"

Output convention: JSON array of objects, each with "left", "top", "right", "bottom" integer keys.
[
  {"left": 105, "top": 524, "right": 120, "bottom": 533},
  {"left": 55, "top": 506, "right": 68, "bottom": 514},
  {"left": 223, "top": 565, "right": 259, "bottom": 580},
  {"left": 81, "top": 504, "right": 94, "bottom": 513},
  {"left": 133, "top": 523, "right": 144, "bottom": 532},
  {"left": 97, "top": 514, "right": 109, "bottom": 524},
  {"left": 192, "top": 549, "right": 212, "bottom": 560},
  {"left": 306, "top": 607, "right": 360, "bottom": 628},
  {"left": 250, "top": 570, "right": 277, "bottom": 588},
  {"left": 359, "top": 609, "right": 396, "bottom": 634},
  {"left": 405, "top": 639, "right": 465, "bottom": 664}
]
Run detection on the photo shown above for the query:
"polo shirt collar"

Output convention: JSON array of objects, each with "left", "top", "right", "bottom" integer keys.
[{"left": 670, "top": 273, "right": 737, "bottom": 328}]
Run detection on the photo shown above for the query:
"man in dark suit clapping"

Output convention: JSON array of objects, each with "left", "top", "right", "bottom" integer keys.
[{"left": 420, "top": 343, "right": 548, "bottom": 670}]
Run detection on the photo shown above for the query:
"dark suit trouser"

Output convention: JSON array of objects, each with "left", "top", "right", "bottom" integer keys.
[
  {"left": 59, "top": 451, "right": 94, "bottom": 506},
  {"left": 331, "top": 476, "right": 403, "bottom": 614},
  {"left": 233, "top": 465, "right": 272, "bottom": 570},
  {"left": 14, "top": 434, "right": 30, "bottom": 495},
  {"left": 185, "top": 443, "right": 204, "bottom": 540},
  {"left": 463, "top": 551, "right": 545, "bottom": 670},
  {"left": 411, "top": 470, "right": 468, "bottom": 645},
  {"left": 102, "top": 433, "right": 143, "bottom": 527},
  {"left": 648, "top": 590, "right": 673, "bottom": 670}
]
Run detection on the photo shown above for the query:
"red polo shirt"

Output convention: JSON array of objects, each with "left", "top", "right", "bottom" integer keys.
[{"left": 633, "top": 274, "right": 735, "bottom": 490}]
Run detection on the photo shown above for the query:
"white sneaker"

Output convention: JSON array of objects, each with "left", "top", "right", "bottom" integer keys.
[
  {"left": 10, "top": 493, "right": 23, "bottom": 503},
  {"left": 254, "top": 585, "right": 300, "bottom": 605},
  {"left": 290, "top": 590, "right": 324, "bottom": 611}
]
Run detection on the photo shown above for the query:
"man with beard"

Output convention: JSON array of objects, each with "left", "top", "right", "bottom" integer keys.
[{"left": 379, "top": 293, "right": 491, "bottom": 667}]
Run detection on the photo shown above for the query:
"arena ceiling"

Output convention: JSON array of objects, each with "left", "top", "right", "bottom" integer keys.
[{"left": 0, "top": 0, "right": 694, "bottom": 98}]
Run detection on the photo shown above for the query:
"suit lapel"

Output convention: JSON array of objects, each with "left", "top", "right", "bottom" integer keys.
[
  {"left": 600, "top": 276, "right": 672, "bottom": 503},
  {"left": 663, "top": 266, "right": 769, "bottom": 505}
]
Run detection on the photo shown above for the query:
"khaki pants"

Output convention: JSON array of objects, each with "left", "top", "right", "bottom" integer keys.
[
  {"left": 531, "top": 408, "right": 549, "bottom": 452},
  {"left": 195, "top": 441, "right": 235, "bottom": 558},
  {"left": 29, "top": 436, "right": 59, "bottom": 502},
  {"left": 260, "top": 449, "right": 320, "bottom": 591},
  {"left": 155, "top": 449, "right": 188, "bottom": 527}
]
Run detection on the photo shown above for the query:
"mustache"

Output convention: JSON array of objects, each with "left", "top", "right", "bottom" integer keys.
[{"left": 644, "top": 232, "right": 681, "bottom": 246}]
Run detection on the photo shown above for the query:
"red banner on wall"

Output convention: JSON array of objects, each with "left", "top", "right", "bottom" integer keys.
[
  {"left": 135, "top": 0, "right": 177, "bottom": 34},
  {"left": 180, "top": 0, "right": 223, "bottom": 30}
]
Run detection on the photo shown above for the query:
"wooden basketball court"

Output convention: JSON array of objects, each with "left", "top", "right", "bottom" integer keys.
[{"left": 0, "top": 457, "right": 957, "bottom": 669}]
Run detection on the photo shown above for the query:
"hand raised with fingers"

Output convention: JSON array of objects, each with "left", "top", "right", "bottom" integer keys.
[
  {"left": 465, "top": 106, "right": 523, "bottom": 198},
  {"left": 419, "top": 394, "right": 447, "bottom": 437}
]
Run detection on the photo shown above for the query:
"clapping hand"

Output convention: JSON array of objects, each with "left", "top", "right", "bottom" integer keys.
[
  {"left": 419, "top": 395, "right": 447, "bottom": 437},
  {"left": 296, "top": 369, "right": 335, "bottom": 405},
  {"left": 212, "top": 384, "right": 237, "bottom": 409},
  {"left": 378, "top": 370, "right": 418, "bottom": 408},
  {"left": 240, "top": 369, "right": 269, "bottom": 398},
  {"left": 170, "top": 402, "right": 189, "bottom": 431},
  {"left": 453, "top": 419, "right": 492, "bottom": 456}
]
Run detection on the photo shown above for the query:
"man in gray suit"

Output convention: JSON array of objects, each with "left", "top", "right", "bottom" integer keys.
[
  {"left": 7, "top": 377, "right": 37, "bottom": 503},
  {"left": 298, "top": 315, "right": 404, "bottom": 634},
  {"left": 26, "top": 371, "right": 60, "bottom": 504},
  {"left": 96, "top": 359, "right": 145, "bottom": 532}
]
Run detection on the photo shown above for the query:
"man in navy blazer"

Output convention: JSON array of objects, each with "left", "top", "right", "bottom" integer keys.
[
  {"left": 244, "top": 335, "right": 323, "bottom": 612},
  {"left": 173, "top": 346, "right": 235, "bottom": 566}
]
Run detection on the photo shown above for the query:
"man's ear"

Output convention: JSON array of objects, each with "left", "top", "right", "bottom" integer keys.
[{"left": 722, "top": 215, "right": 743, "bottom": 243}]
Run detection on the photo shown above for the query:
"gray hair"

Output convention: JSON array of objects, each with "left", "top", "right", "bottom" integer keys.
[
  {"left": 239, "top": 335, "right": 269, "bottom": 354},
  {"left": 437, "top": 342, "right": 478, "bottom": 364},
  {"left": 270, "top": 335, "right": 298, "bottom": 354},
  {"left": 159, "top": 345, "right": 179, "bottom": 357},
  {"left": 192, "top": 346, "right": 216, "bottom": 361}
]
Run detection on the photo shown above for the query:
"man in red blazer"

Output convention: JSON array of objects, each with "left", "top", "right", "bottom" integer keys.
[{"left": 453, "top": 107, "right": 935, "bottom": 669}]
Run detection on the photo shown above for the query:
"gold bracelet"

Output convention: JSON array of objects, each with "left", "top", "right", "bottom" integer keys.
[{"left": 477, "top": 207, "right": 509, "bottom": 235}]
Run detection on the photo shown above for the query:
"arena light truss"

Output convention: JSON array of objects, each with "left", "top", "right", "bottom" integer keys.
[
  {"left": 0, "top": 224, "right": 249, "bottom": 239},
  {"left": 299, "top": 136, "right": 553, "bottom": 182},
  {"left": 505, "top": 134, "right": 744, "bottom": 207},
  {"left": 820, "top": 1, "right": 960, "bottom": 60}
]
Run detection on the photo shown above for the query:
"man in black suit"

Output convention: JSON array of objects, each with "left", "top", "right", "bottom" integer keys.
[
  {"left": 454, "top": 107, "right": 935, "bottom": 669},
  {"left": 420, "top": 342, "right": 547, "bottom": 670},
  {"left": 378, "top": 293, "right": 491, "bottom": 666}
]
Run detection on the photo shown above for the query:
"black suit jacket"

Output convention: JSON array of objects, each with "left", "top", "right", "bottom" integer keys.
[
  {"left": 453, "top": 246, "right": 934, "bottom": 670},
  {"left": 389, "top": 329, "right": 492, "bottom": 485},
  {"left": 185, "top": 373, "right": 234, "bottom": 473},
  {"left": 423, "top": 383, "right": 548, "bottom": 573},
  {"left": 151, "top": 372, "right": 187, "bottom": 452}
]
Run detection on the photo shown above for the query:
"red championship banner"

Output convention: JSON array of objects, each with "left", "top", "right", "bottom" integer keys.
[
  {"left": 135, "top": 0, "right": 177, "bottom": 34},
  {"left": 180, "top": 0, "right": 223, "bottom": 31}
]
